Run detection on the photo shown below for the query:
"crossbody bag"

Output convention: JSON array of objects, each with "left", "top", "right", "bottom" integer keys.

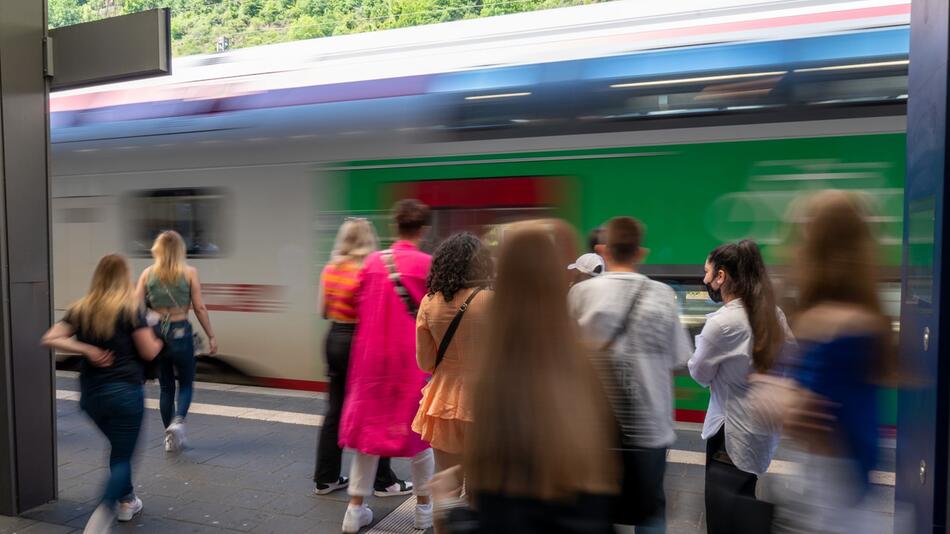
[
  {"left": 590, "top": 280, "right": 645, "bottom": 444},
  {"left": 381, "top": 249, "right": 420, "bottom": 317},
  {"left": 434, "top": 287, "right": 483, "bottom": 370}
]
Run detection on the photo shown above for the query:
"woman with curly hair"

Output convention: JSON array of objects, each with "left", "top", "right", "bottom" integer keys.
[{"left": 413, "top": 233, "right": 494, "bottom": 484}]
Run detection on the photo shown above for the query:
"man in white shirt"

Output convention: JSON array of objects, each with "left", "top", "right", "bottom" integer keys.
[{"left": 568, "top": 216, "right": 692, "bottom": 534}]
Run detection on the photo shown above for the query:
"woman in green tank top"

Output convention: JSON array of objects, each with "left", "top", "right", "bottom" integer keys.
[{"left": 135, "top": 230, "right": 217, "bottom": 453}]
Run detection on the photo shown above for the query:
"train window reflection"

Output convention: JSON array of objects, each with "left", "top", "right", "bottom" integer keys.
[
  {"left": 795, "top": 73, "right": 908, "bottom": 106},
  {"left": 421, "top": 207, "right": 554, "bottom": 252},
  {"left": 127, "top": 188, "right": 229, "bottom": 258}
]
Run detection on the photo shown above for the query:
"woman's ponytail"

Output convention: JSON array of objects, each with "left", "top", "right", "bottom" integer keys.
[{"left": 708, "top": 240, "right": 784, "bottom": 372}]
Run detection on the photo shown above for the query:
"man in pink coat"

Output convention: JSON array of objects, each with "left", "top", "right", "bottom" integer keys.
[{"left": 339, "top": 199, "right": 435, "bottom": 533}]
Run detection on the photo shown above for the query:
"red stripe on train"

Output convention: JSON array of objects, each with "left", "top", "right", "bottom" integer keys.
[{"left": 253, "top": 376, "right": 330, "bottom": 392}]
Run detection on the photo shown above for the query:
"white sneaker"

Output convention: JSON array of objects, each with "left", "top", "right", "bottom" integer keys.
[
  {"left": 373, "top": 480, "right": 413, "bottom": 497},
  {"left": 169, "top": 418, "right": 187, "bottom": 450},
  {"left": 414, "top": 503, "right": 433, "bottom": 530},
  {"left": 164, "top": 430, "right": 177, "bottom": 453},
  {"left": 341, "top": 504, "right": 373, "bottom": 533},
  {"left": 116, "top": 496, "right": 143, "bottom": 522},
  {"left": 314, "top": 476, "right": 349, "bottom": 495},
  {"left": 83, "top": 503, "right": 115, "bottom": 533}
]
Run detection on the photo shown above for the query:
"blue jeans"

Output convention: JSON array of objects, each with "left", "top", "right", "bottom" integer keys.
[
  {"left": 80, "top": 381, "right": 144, "bottom": 506},
  {"left": 157, "top": 320, "right": 195, "bottom": 428}
]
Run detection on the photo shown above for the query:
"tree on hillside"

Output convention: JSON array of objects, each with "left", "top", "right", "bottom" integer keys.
[{"left": 48, "top": 0, "right": 611, "bottom": 57}]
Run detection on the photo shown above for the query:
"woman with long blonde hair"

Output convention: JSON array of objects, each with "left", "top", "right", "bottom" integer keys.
[
  {"left": 43, "top": 254, "right": 163, "bottom": 532},
  {"left": 459, "top": 224, "right": 617, "bottom": 532},
  {"left": 135, "top": 230, "right": 216, "bottom": 453}
]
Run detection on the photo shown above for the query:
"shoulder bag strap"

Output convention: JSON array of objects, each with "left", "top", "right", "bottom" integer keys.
[
  {"left": 435, "top": 287, "right": 483, "bottom": 370},
  {"left": 381, "top": 250, "right": 419, "bottom": 317},
  {"left": 600, "top": 280, "right": 645, "bottom": 352}
]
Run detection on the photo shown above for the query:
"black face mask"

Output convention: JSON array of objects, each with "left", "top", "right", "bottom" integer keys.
[{"left": 705, "top": 279, "right": 723, "bottom": 303}]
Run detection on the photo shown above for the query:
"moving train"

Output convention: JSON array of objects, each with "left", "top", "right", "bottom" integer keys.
[{"left": 51, "top": 0, "right": 909, "bottom": 423}]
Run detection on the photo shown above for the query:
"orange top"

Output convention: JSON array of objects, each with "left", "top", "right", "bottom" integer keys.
[
  {"left": 321, "top": 260, "right": 360, "bottom": 322},
  {"left": 412, "top": 287, "right": 492, "bottom": 453}
]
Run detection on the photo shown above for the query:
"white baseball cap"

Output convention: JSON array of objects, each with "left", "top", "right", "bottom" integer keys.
[{"left": 567, "top": 253, "right": 605, "bottom": 276}]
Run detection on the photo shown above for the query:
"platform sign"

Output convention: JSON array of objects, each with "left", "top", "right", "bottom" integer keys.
[
  {"left": 896, "top": 0, "right": 950, "bottom": 532},
  {"left": 47, "top": 8, "right": 171, "bottom": 91}
]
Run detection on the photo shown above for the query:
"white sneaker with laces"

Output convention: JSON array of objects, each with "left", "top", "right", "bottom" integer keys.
[
  {"left": 341, "top": 504, "right": 373, "bottom": 533},
  {"left": 116, "top": 496, "right": 143, "bottom": 522},
  {"left": 164, "top": 430, "right": 177, "bottom": 453},
  {"left": 414, "top": 502, "right": 433, "bottom": 530},
  {"left": 83, "top": 503, "right": 115, "bottom": 534}
]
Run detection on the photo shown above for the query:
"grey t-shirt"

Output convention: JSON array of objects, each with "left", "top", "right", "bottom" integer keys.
[{"left": 568, "top": 272, "right": 692, "bottom": 449}]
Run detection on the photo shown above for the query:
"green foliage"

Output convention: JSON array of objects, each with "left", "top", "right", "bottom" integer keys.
[{"left": 48, "top": 0, "right": 612, "bottom": 56}]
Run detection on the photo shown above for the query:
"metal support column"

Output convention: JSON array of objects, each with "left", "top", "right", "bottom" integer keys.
[
  {"left": 0, "top": 0, "right": 57, "bottom": 516},
  {"left": 897, "top": 0, "right": 950, "bottom": 532}
]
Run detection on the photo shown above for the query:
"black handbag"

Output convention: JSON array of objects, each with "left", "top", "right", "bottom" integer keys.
[{"left": 706, "top": 443, "right": 775, "bottom": 533}]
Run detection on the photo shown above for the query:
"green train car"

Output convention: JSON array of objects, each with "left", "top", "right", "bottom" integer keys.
[{"left": 335, "top": 130, "right": 904, "bottom": 424}]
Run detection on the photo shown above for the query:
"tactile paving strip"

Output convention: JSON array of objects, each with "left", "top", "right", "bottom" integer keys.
[{"left": 367, "top": 497, "right": 421, "bottom": 533}]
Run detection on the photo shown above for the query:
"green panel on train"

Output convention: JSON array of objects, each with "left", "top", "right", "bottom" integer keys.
[{"left": 337, "top": 132, "right": 905, "bottom": 425}]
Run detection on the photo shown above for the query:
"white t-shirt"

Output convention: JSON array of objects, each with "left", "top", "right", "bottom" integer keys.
[
  {"left": 688, "top": 299, "right": 794, "bottom": 474},
  {"left": 568, "top": 272, "right": 692, "bottom": 449}
]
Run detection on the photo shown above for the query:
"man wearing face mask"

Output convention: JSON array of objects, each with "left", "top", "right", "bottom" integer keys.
[{"left": 569, "top": 216, "right": 692, "bottom": 534}]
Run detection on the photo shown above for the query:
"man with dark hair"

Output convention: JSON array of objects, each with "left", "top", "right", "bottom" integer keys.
[
  {"left": 568, "top": 216, "right": 691, "bottom": 533},
  {"left": 393, "top": 198, "right": 431, "bottom": 237}
]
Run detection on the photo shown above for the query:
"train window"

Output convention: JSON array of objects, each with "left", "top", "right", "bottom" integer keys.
[
  {"left": 126, "top": 188, "right": 229, "bottom": 258},
  {"left": 598, "top": 73, "right": 787, "bottom": 120},
  {"left": 793, "top": 72, "right": 908, "bottom": 106},
  {"left": 384, "top": 176, "right": 565, "bottom": 251}
]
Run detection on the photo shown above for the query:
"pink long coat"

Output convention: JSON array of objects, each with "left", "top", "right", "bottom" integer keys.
[{"left": 339, "top": 240, "right": 432, "bottom": 457}]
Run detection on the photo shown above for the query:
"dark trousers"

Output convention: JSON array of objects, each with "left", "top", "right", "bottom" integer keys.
[
  {"left": 705, "top": 427, "right": 760, "bottom": 534},
  {"left": 314, "top": 322, "right": 398, "bottom": 488},
  {"left": 158, "top": 320, "right": 196, "bottom": 428},
  {"left": 615, "top": 447, "right": 667, "bottom": 533},
  {"left": 81, "top": 381, "right": 144, "bottom": 506}
]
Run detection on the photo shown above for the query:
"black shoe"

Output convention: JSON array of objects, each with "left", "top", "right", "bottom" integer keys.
[
  {"left": 314, "top": 476, "right": 349, "bottom": 495},
  {"left": 374, "top": 480, "right": 413, "bottom": 497}
]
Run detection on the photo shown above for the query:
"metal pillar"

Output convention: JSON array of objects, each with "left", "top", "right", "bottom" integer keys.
[
  {"left": 897, "top": 0, "right": 950, "bottom": 532},
  {"left": 0, "top": 0, "right": 57, "bottom": 516}
]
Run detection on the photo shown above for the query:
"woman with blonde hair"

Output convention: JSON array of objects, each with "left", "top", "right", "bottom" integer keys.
[
  {"left": 313, "top": 217, "right": 408, "bottom": 497},
  {"left": 136, "top": 230, "right": 216, "bottom": 453},
  {"left": 42, "top": 254, "right": 163, "bottom": 532},
  {"left": 445, "top": 224, "right": 617, "bottom": 533}
]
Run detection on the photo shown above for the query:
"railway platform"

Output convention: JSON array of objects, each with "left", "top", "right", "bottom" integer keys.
[{"left": 0, "top": 372, "right": 897, "bottom": 534}]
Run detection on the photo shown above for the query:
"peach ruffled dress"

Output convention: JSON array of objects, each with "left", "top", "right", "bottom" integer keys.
[{"left": 412, "top": 287, "right": 492, "bottom": 454}]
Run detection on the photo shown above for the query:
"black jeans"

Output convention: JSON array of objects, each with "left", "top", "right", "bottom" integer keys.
[
  {"left": 81, "top": 381, "right": 144, "bottom": 506},
  {"left": 615, "top": 447, "right": 666, "bottom": 533},
  {"left": 314, "top": 322, "right": 398, "bottom": 488},
  {"left": 705, "top": 427, "right": 759, "bottom": 534}
]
